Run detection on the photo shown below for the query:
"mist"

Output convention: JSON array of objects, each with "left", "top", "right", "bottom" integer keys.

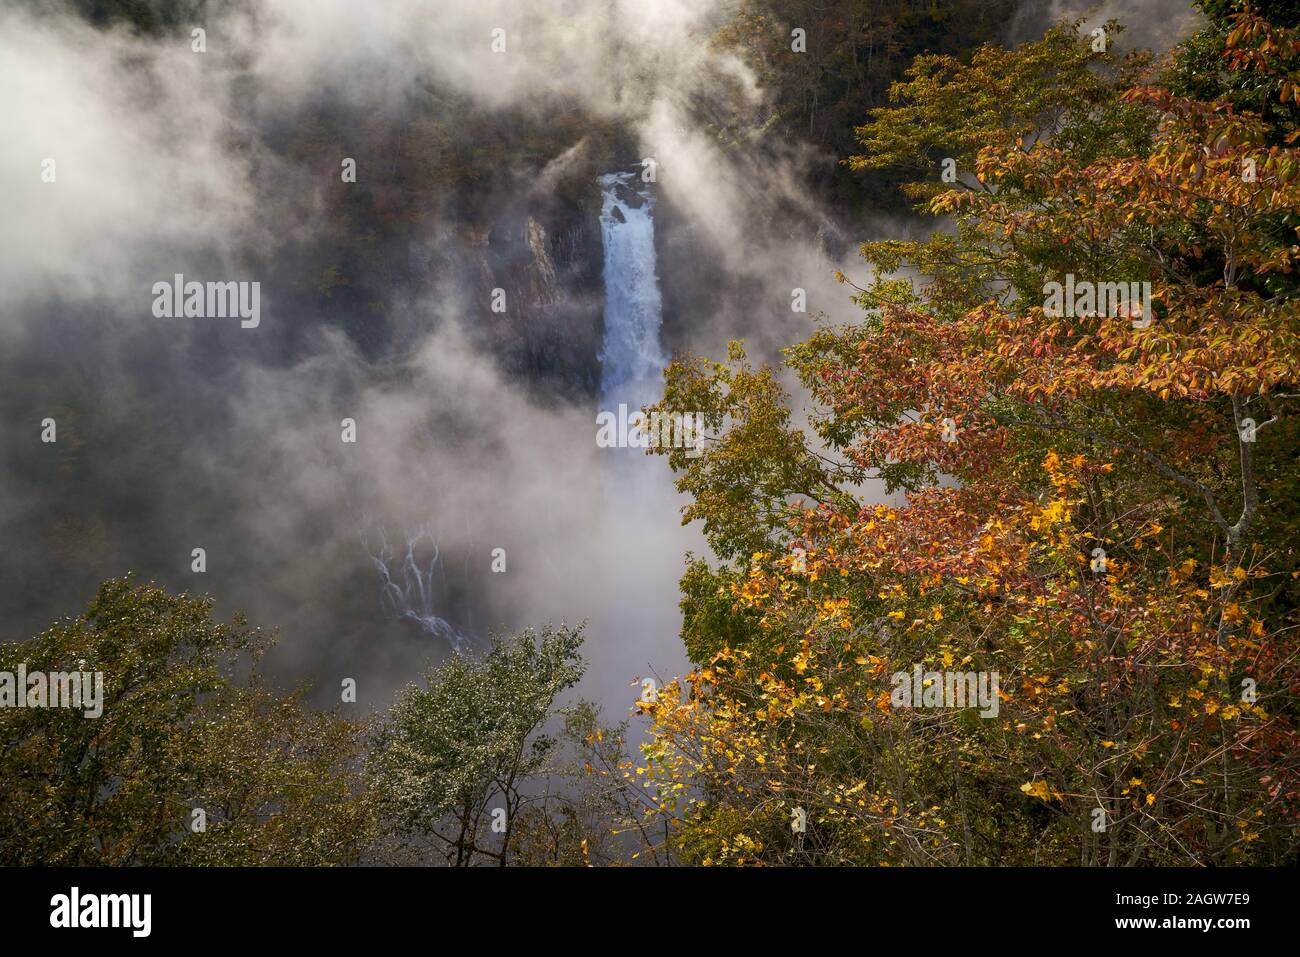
[{"left": 0, "top": 0, "right": 1202, "bottom": 719}]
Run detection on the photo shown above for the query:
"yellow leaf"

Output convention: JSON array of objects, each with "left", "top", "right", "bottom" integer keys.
[{"left": 1020, "top": 780, "right": 1052, "bottom": 801}]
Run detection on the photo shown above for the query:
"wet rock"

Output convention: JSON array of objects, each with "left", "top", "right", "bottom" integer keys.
[{"left": 614, "top": 182, "right": 646, "bottom": 209}]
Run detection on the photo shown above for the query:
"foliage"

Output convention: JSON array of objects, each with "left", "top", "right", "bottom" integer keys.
[
  {"left": 640, "top": 7, "right": 1300, "bottom": 866},
  {"left": 367, "top": 625, "right": 585, "bottom": 866},
  {"left": 0, "top": 577, "right": 375, "bottom": 865},
  {"left": 712, "top": 0, "right": 1020, "bottom": 207}
]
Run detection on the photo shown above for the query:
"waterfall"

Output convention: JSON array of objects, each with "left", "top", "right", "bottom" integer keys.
[
  {"left": 591, "top": 170, "right": 687, "bottom": 710},
  {"left": 598, "top": 172, "right": 667, "bottom": 408},
  {"left": 362, "top": 522, "right": 470, "bottom": 653}
]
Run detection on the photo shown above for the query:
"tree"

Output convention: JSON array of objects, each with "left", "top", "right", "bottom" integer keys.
[
  {"left": 641, "top": 7, "right": 1300, "bottom": 865},
  {"left": 711, "top": 0, "right": 1021, "bottom": 207},
  {"left": 367, "top": 625, "right": 585, "bottom": 866},
  {"left": 0, "top": 577, "right": 375, "bottom": 865}
]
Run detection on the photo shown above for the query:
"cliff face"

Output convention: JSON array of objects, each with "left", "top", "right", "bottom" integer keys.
[{"left": 455, "top": 199, "right": 606, "bottom": 400}]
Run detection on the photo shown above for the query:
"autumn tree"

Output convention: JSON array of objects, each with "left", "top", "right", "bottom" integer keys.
[{"left": 640, "top": 4, "right": 1300, "bottom": 866}]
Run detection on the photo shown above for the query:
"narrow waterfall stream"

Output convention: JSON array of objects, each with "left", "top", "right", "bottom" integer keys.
[
  {"left": 591, "top": 171, "right": 688, "bottom": 710},
  {"left": 598, "top": 171, "right": 668, "bottom": 404}
]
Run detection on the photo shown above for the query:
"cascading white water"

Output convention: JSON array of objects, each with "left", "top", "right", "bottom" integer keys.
[
  {"left": 591, "top": 170, "right": 688, "bottom": 710},
  {"left": 362, "top": 523, "right": 470, "bottom": 653},
  {"left": 598, "top": 172, "right": 668, "bottom": 409}
]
